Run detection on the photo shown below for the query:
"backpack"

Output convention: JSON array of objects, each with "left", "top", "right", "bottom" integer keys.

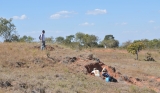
[{"left": 39, "top": 35, "right": 41, "bottom": 40}]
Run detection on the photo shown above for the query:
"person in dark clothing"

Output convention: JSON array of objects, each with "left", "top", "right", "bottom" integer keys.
[{"left": 102, "top": 67, "right": 110, "bottom": 82}]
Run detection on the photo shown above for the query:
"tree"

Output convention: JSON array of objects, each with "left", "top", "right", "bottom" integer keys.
[
  {"left": 133, "top": 39, "right": 160, "bottom": 49},
  {"left": 75, "top": 32, "right": 85, "bottom": 44},
  {"left": 75, "top": 32, "right": 99, "bottom": 48},
  {"left": 64, "top": 35, "right": 75, "bottom": 45},
  {"left": 104, "top": 35, "right": 114, "bottom": 40},
  {"left": 0, "top": 17, "right": 16, "bottom": 42},
  {"left": 150, "top": 39, "right": 160, "bottom": 49},
  {"left": 45, "top": 36, "right": 54, "bottom": 43},
  {"left": 19, "top": 35, "right": 27, "bottom": 42},
  {"left": 11, "top": 34, "right": 20, "bottom": 42},
  {"left": 127, "top": 42, "right": 145, "bottom": 60},
  {"left": 55, "top": 36, "right": 64, "bottom": 44},
  {"left": 66, "top": 35, "right": 74, "bottom": 42},
  {"left": 26, "top": 36, "right": 34, "bottom": 43},
  {"left": 121, "top": 40, "right": 132, "bottom": 48},
  {"left": 83, "top": 34, "right": 98, "bottom": 48},
  {"left": 101, "top": 35, "right": 119, "bottom": 48},
  {"left": 19, "top": 35, "right": 34, "bottom": 42},
  {"left": 140, "top": 39, "right": 150, "bottom": 49}
]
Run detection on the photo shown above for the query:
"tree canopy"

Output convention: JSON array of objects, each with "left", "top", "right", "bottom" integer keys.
[
  {"left": 101, "top": 35, "right": 119, "bottom": 48},
  {"left": 0, "top": 17, "right": 16, "bottom": 42},
  {"left": 75, "top": 32, "right": 99, "bottom": 48},
  {"left": 127, "top": 42, "right": 145, "bottom": 60},
  {"left": 55, "top": 36, "right": 65, "bottom": 44},
  {"left": 19, "top": 35, "right": 34, "bottom": 42}
]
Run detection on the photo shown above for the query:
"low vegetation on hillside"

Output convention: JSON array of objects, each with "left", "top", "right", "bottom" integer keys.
[{"left": 0, "top": 43, "right": 160, "bottom": 93}]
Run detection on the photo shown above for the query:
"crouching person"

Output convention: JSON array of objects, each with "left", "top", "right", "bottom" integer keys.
[
  {"left": 102, "top": 67, "right": 110, "bottom": 82},
  {"left": 91, "top": 68, "right": 100, "bottom": 77}
]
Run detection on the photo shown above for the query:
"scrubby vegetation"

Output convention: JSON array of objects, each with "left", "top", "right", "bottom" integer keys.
[{"left": 0, "top": 43, "right": 160, "bottom": 93}]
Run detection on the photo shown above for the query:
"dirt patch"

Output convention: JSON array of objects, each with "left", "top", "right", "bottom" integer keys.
[
  {"left": 63, "top": 54, "right": 143, "bottom": 85},
  {"left": 156, "top": 78, "right": 160, "bottom": 82},
  {"left": 84, "top": 61, "right": 143, "bottom": 84},
  {"left": 85, "top": 62, "right": 104, "bottom": 73},
  {"left": 85, "top": 63, "right": 159, "bottom": 92},
  {"left": 70, "top": 54, "right": 139, "bottom": 84}
]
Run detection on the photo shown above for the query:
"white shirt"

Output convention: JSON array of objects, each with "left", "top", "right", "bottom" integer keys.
[
  {"left": 41, "top": 33, "right": 45, "bottom": 41},
  {"left": 91, "top": 70, "right": 100, "bottom": 77}
]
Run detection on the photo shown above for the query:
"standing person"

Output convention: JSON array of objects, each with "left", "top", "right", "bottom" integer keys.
[{"left": 39, "top": 30, "right": 45, "bottom": 50}]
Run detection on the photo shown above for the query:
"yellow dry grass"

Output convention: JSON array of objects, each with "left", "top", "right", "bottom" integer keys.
[{"left": 0, "top": 42, "right": 159, "bottom": 93}]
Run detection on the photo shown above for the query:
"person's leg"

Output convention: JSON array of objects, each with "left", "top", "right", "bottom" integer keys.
[
  {"left": 43, "top": 41, "right": 45, "bottom": 50},
  {"left": 43, "top": 41, "right": 45, "bottom": 49},
  {"left": 41, "top": 41, "right": 43, "bottom": 50},
  {"left": 41, "top": 41, "right": 45, "bottom": 50}
]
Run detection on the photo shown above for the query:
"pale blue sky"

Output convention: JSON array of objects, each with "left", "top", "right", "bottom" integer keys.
[{"left": 0, "top": 0, "right": 160, "bottom": 43}]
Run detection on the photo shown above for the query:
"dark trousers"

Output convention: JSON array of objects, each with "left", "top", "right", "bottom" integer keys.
[
  {"left": 41, "top": 41, "right": 45, "bottom": 50},
  {"left": 102, "top": 73, "right": 110, "bottom": 77}
]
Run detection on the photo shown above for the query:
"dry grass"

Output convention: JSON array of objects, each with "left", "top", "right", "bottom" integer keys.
[
  {"left": 91, "top": 48, "right": 160, "bottom": 77},
  {"left": 0, "top": 43, "right": 159, "bottom": 93}
]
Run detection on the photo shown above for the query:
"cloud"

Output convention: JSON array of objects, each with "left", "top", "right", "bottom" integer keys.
[
  {"left": 154, "top": 26, "right": 160, "bottom": 30},
  {"left": 121, "top": 22, "right": 128, "bottom": 25},
  {"left": 58, "top": 11, "right": 72, "bottom": 14},
  {"left": 55, "top": 30, "right": 63, "bottom": 33},
  {"left": 50, "top": 14, "right": 61, "bottom": 19},
  {"left": 86, "top": 9, "right": 107, "bottom": 15},
  {"left": 50, "top": 11, "right": 76, "bottom": 19},
  {"left": 79, "top": 22, "right": 94, "bottom": 26},
  {"left": 149, "top": 20, "right": 155, "bottom": 23},
  {"left": 115, "top": 22, "right": 128, "bottom": 25},
  {"left": 13, "top": 14, "right": 27, "bottom": 20}
]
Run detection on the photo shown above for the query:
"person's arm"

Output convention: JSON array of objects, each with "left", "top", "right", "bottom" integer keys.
[
  {"left": 102, "top": 68, "right": 105, "bottom": 72},
  {"left": 91, "top": 70, "right": 94, "bottom": 74},
  {"left": 102, "top": 68, "right": 105, "bottom": 74}
]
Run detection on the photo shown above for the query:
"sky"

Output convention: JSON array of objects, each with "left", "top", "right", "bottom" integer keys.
[{"left": 0, "top": 0, "right": 160, "bottom": 44}]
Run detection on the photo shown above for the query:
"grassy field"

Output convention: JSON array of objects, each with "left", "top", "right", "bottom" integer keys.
[{"left": 0, "top": 42, "right": 160, "bottom": 93}]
